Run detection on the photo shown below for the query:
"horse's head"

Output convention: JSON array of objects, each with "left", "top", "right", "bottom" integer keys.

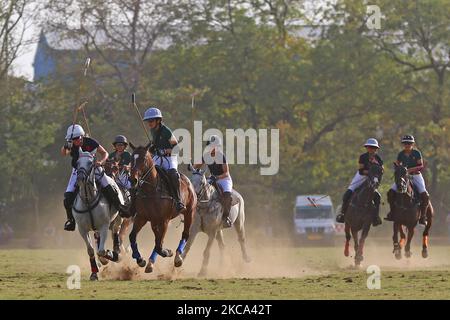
[
  {"left": 188, "top": 164, "right": 207, "bottom": 195},
  {"left": 130, "top": 142, "right": 154, "bottom": 183},
  {"left": 367, "top": 163, "right": 383, "bottom": 190},
  {"left": 104, "top": 159, "right": 119, "bottom": 176},
  {"left": 76, "top": 151, "right": 97, "bottom": 194},
  {"left": 394, "top": 163, "right": 409, "bottom": 193}
]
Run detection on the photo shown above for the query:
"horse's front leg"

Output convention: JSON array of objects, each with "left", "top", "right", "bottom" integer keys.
[
  {"left": 146, "top": 220, "right": 172, "bottom": 274},
  {"left": 357, "top": 224, "right": 371, "bottom": 264},
  {"left": 422, "top": 205, "right": 433, "bottom": 258},
  {"left": 393, "top": 222, "right": 402, "bottom": 260},
  {"left": 110, "top": 215, "right": 123, "bottom": 254},
  {"left": 350, "top": 228, "right": 361, "bottom": 266},
  {"left": 404, "top": 226, "right": 415, "bottom": 258},
  {"left": 344, "top": 223, "right": 351, "bottom": 257},
  {"left": 80, "top": 227, "right": 99, "bottom": 281},
  {"left": 97, "top": 225, "right": 118, "bottom": 262},
  {"left": 129, "top": 214, "right": 147, "bottom": 268},
  {"left": 175, "top": 205, "right": 195, "bottom": 268}
]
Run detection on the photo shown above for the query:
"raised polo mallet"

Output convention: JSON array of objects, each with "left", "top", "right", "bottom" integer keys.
[
  {"left": 70, "top": 58, "right": 91, "bottom": 140},
  {"left": 131, "top": 93, "right": 152, "bottom": 143}
]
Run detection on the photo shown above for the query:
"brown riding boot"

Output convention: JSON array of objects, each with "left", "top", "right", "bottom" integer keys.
[
  {"left": 419, "top": 192, "right": 429, "bottom": 226},
  {"left": 384, "top": 189, "right": 396, "bottom": 221}
]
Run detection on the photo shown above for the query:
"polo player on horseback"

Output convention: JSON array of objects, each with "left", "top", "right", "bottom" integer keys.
[
  {"left": 61, "top": 124, "right": 127, "bottom": 231},
  {"left": 142, "top": 107, "right": 185, "bottom": 213},
  {"left": 336, "top": 138, "right": 383, "bottom": 227},
  {"left": 193, "top": 135, "right": 233, "bottom": 228},
  {"left": 385, "top": 135, "right": 429, "bottom": 226},
  {"left": 108, "top": 135, "right": 132, "bottom": 190}
]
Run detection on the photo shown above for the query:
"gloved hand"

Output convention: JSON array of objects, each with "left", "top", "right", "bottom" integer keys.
[{"left": 64, "top": 140, "right": 73, "bottom": 150}]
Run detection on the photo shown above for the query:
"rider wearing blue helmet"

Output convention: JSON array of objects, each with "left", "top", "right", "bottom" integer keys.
[
  {"left": 143, "top": 107, "right": 186, "bottom": 213},
  {"left": 336, "top": 138, "right": 384, "bottom": 227}
]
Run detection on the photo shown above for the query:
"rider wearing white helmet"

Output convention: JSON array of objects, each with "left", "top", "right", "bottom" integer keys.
[
  {"left": 193, "top": 135, "right": 233, "bottom": 228},
  {"left": 385, "top": 135, "right": 429, "bottom": 225},
  {"left": 143, "top": 107, "right": 185, "bottom": 213},
  {"left": 336, "top": 138, "right": 384, "bottom": 227},
  {"left": 60, "top": 124, "right": 126, "bottom": 231}
]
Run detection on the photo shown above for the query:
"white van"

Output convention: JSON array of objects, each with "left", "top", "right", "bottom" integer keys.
[{"left": 293, "top": 195, "right": 336, "bottom": 245}]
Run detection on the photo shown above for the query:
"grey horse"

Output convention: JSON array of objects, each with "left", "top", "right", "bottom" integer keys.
[
  {"left": 183, "top": 167, "right": 251, "bottom": 276},
  {"left": 73, "top": 151, "right": 123, "bottom": 280}
]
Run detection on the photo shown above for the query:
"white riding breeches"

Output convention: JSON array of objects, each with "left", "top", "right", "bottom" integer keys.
[
  {"left": 216, "top": 176, "right": 233, "bottom": 193},
  {"left": 65, "top": 167, "right": 110, "bottom": 193},
  {"left": 117, "top": 173, "right": 132, "bottom": 190},
  {"left": 348, "top": 172, "right": 367, "bottom": 192},
  {"left": 152, "top": 155, "right": 178, "bottom": 170},
  {"left": 391, "top": 173, "right": 427, "bottom": 194}
]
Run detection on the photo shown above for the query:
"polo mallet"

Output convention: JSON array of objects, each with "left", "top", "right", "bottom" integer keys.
[
  {"left": 70, "top": 58, "right": 91, "bottom": 139},
  {"left": 130, "top": 93, "right": 152, "bottom": 143}
]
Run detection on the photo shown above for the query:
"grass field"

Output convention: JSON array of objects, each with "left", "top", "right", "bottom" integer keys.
[{"left": 1, "top": 238, "right": 450, "bottom": 299}]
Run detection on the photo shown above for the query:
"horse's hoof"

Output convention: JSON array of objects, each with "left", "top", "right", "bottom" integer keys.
[
  {"left": 198, "top": 270, "right": 207, "bottom": 278},
  {"left": 145, "top": 262, "right": 154, "bottom": 273},
  {"left": 422, "top": 249, "right": 428, "bottom": 259},
  {"left": 161, "top": 249, "right": 173, "bottom": 258},
  {"left": 98, "top": 256, "right": 109, "bottom": 266},
  {"left": 174, "top": 252, "right": 183, "bottom": 268},
  {"left": 243, "top": 255, "right": 252, "bottom": 263},
  {"left": 405, "top": 251, "right": 412, "bottom": 258},
  {"left": 137, "top": 258, "right": 146, "bottom": 268},
  {"left": 90, "top": 273, "right": 98, "bottom": 281},
  {"left": 395, "top": 251, "right": 402, "bottom": 260},
  {"left": 344, "top": 249, "right": 350, "bottom": 257}
]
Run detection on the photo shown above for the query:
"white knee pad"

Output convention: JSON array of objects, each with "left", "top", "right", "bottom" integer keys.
[{"left": 65, "top": 168, "right": 78, "bottom": 193}]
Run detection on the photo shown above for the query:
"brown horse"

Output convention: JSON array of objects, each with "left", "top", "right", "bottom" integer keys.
[
  {"left": 104, "top": 159, "right": 133, "bottom": 254},
  {"left": 344, "top": 163, "right": 383, "bottom": 266},
  {"left": 128, "top": 143, "right": 197, "bottom": 273},
  {"left": 390, "top": 164, "right": 433, "bottom": 259}
]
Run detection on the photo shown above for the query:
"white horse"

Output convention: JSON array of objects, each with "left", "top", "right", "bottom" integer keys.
[
  {"left": 73, "top": 151, "right": 124, "bottom": 280},
  {"left": 183, "top": 167, "right": 251, "bottom": 276}
]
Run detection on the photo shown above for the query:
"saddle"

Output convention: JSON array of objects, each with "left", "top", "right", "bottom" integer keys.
[
  {"left": 210, "top": 180, "right": 239, "bottom": 206},
  {"left": 135, "top": 166, "right": 174, "bottom": 200}
]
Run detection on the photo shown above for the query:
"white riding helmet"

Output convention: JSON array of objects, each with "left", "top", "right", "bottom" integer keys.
[
  {"left": 65, "top": 124, "right": 85, "bottom": 140},
  {"left": 364, "top": 138, "right": 380, "bottom": 149},
  {"left": 207, "top": 135, "right": 222, "bottom": 146},
  {"left": 143, "top": 107, "right": 163, "bottom": 121}
]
